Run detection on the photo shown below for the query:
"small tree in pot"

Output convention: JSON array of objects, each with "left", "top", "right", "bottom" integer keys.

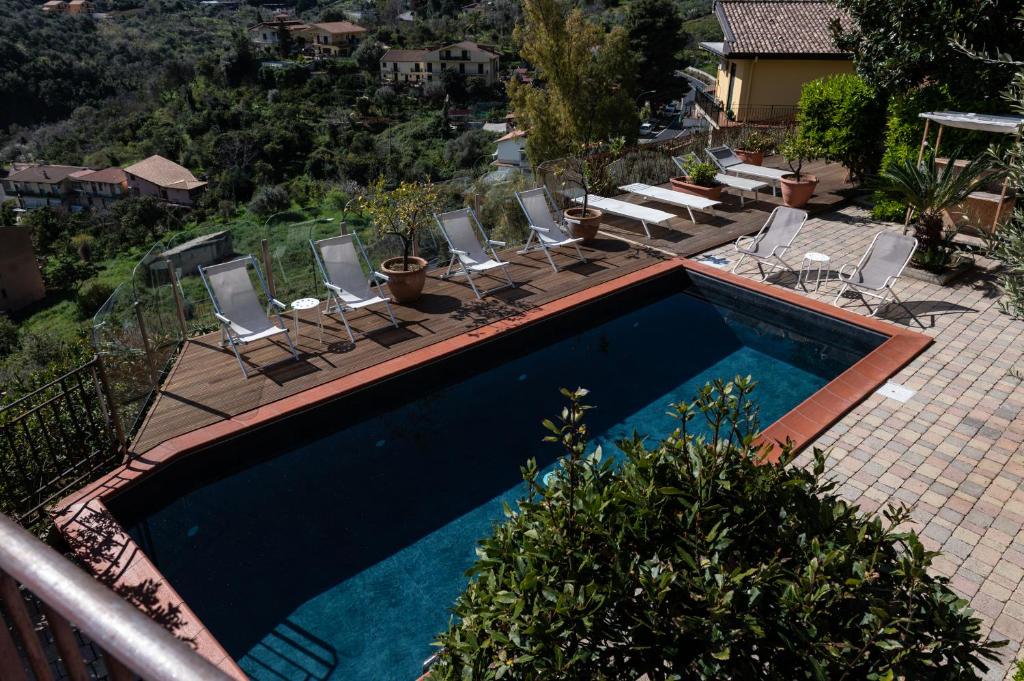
[
  {"left": 736, "top": 129, "right": 775, "bottom": 166},
  {"left": 358, "top": 176, "right": 442, "bottom": 303},
  {"left": 560, "top": 137, "right": 626, "bottom": 241},
  {"left": 779, "top": 133, "right": 823, "bottom": 208},
  {"left": 670, "top": 158, "right": 723, "bottom": 200}
]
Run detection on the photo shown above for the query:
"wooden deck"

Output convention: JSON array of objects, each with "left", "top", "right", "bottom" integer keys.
[{"left": 129, "top": 158, "right": 856, "bottom": 455}]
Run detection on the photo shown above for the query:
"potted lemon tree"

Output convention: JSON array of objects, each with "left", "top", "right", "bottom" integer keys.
[
  {"left": 779, "top": 133, "right": 822, "bottom": 208},
  {"left": 735, "top": 130, "right": 775, "bottom": 166}
]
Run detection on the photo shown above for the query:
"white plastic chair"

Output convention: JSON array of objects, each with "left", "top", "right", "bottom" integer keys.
[
  {"left": 514, "top": 187, "right": 587, "bottom": 272},
  {"left": 311, "top": 232, "right": 398, "bottom": 342},
  {"left": 199, "top": 256, "right": 299, "bottom": 378},
  {"left": 834, "top": 231, "right": 918, "bottom": 317},
  {"left": 732, "top": 206, "right": 808, "bottom": 279},
  {"left": 434, "top": 208, "right": 515, "bottom": 299}
]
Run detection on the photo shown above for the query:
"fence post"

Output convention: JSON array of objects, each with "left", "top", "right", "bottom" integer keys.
[
  {"left": 93, "top": 355, "right": 127, "bottom": 459},
  {"left": 261, "top": 239, "right": 277, "bottom": 298},
  {"left": 164, "top": 259, "right": 188, "bottom": 340},
  {"left": 133, "top": 300, "right": 158, "bottom": 385}
]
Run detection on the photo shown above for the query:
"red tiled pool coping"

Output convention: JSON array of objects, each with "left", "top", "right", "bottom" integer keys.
[{"left": 52, "top": 256, "right": 931, "bottom": 675}]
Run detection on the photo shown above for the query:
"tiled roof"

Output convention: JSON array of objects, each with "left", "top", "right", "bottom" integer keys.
[
  {"left": 496, "top": 129, "right": 526, "bottom": 142},
  {"left": 716, "top": 0, "right": 853, "bottom": 56},
  {"left": 311, "top": 21, "right": 366, "bottom": 34},
  {"left": 123, "top": 155, "right": 206, "bottom": 190},
  {"left": 381, "top": 48, "right": 429, "bottom": 61},
  {"left": 75, "top": 167, "right": 127, "bottom": 184},
  {"left": 7, "top": 164, "right": 89, "bottom": 184},
  {"left": 440, "top": 40, "right": 500, "bottom": 57}
]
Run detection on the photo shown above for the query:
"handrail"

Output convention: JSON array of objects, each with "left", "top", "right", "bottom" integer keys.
[{"left": 0, "top": 513, "right": 234, "bottom": 681}]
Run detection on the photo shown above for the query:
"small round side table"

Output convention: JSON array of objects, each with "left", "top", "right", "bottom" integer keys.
[
  {"left": 290, "top": 297, "right": 322, "bottom": 345},
  {"left": 799, "top": 252, "right": 831, "bottom": 291}
]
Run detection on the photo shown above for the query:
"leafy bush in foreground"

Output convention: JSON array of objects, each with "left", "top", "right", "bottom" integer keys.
[{"left": 432, "top": 380, "right": 1004, "bottom": 680}]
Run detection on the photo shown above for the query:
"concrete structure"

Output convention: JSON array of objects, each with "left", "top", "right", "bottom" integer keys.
[
  {"left": 123, "top": 155, "right": 206, "bottom": 207},
  {"left": 73, "top": 167, "right": 128, "bottom": 210},
  {"left": 1, "top": 165, "right": 90, "bottom": 210},
  {"left": 247, "top": 17, "right": 309, "bottom": 51},
  {"left": 700, "top": 1, "right": 855, "bottom": 116},
  {"left": 493, "top": 129, "right": 528, "bottom": 169},
  {"left": 157, "top": 231, "right": 233, "bottom": 276},
  {"left": 380, "top": 41, "right": 501, "bottom": 86},
  {"left": 306, "top": 21, "right": 366, "bottom": 57},
  {"left": 0, "top": 227, "right": 46, "bottom": 312}
]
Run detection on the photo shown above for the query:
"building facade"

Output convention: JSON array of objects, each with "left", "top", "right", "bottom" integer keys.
[
  {"left": 493, "top": 129, "right": 528, "bottom": 169},
  {"left": 380, "top": 41, "right": 500, "bottom": 86},
  {"left": 1, "top": 165, "right": 89, "bottom": 211},
  {"left": 0, "top": 227, "right": 46, "bottom": 313},
  {"left": 73, "top": 167, "right": 128, "bottom": 210},
  {"left": 306, "top": 21, "right": 366, "bottom": 56},
  {"left": 123, "top": 155, "right": 207, "bottom": 207}
]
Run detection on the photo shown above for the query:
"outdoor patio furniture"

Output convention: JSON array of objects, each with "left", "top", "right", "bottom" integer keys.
[
  {"left": 434, "top": 207, "right": 515, "bottom": 299},
  {"left": 798, "top": 251, "right": 831, "bottom": 291},
  {"left": 732, "top": 206, "right": 808, "bottom": 279},
  {"left": 618, "top": 182, "right": 720, "bottom": 224},
  {"left": 833, "top": 231, "right": 918, "bottom": 317},
  {"left": 198, "top": 255, "right": 299, "bottom": 379},
  {"left": 705, "top": 146, "right": 792, "bottom": 196},
  {"left": 311, "top": 232, "right": 398, "bottom": 343},
  {"left": 515, "top": 187, "right": 587, "bottom": 272},
  {"left": 572, "top": 194, "right": 677, "bottom": 239},
  {"left": 672, "top": 155, "right": 769, "bottom": 206}
]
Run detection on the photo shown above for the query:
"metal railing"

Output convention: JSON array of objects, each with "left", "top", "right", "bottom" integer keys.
[
  {"left": 724, "top": 104, "right": 799, "bottom": 125},
  {"left": 0, "top": 511, "right": 234, "bottom": 681},
  {"left": 694, "top": 88, "right": 722, "bottom": 127},
  {"left": 0, "top": 357, "right": 123, "bottom": 533}
]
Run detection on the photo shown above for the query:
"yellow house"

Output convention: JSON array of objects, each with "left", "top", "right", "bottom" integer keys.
[{"left": 699, "top": 0, "right": 855, "bottom": 123}]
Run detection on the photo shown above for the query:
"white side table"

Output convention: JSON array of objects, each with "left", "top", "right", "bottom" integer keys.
[
  {"left": 290, "top": 297, "right": 322, "bottom": 345},
  {"left": 799, "top": 252, "right": 830, "bottom": 291}
]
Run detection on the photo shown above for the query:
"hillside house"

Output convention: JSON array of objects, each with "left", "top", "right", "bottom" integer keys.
[
  {"left": 0, "top": 227, "right": 46, "bottom": 313},
  {"left": 247, "top": 17, "right": 309, "bottom": 51},
  {"left": 2, "top": 165, "right": 89, "bottom": 210},
  {"left": 67, "top": 0, "right": 94, "bottom": 13},
  {"left": 40, "top": 0, "right": 66, "bottom": 12},
  {"left": 306, "top": 21, "right": 367, "bottom": 57},
  {"left": 123, "top": 155, "right": 207, "bottom": 207},
  {"left": 492, "top": 129, "right": 528, "bottom": 169},
  {"left": 73, "top": 167, "right": 128, "bottom": 210},
  {"left": 699, "top": 0, "right": 854, "bottom": 120},
  {"left": 380, "top": 41, "right": 500, "bottom": 86}
]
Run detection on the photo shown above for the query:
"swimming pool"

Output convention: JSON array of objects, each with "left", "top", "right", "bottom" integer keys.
[{"left": 110, "top": 270, "right": 886, "bottom": 680}]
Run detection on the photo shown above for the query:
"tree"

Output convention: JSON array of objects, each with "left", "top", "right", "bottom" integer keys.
[
  {"left": 224, "top": 32, "right": 258, "bottom": 87},
  {"left": 358, "top": 176, "right": 442, "bottom": 271},
  {"left": 432, "top": 381, "right": 1005, "bottom": 679},
  {"left": 353, "top": 39, "right": 386, "bottom": 73},
  {"left": 625, "top": 0, "right": 688, "bottom": 98},
  {"left": 833, "top": 0, "right": 1024, "bottom": 102},
  {"left": 509, "top": 0, "right": 638, "bottom": 164},
  {"left": 248, "top": 184, "right": 291, "bottom": 216}
]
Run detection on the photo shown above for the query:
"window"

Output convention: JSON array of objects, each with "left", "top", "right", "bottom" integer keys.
[
  {"left": 726, "top": 62, "right": 736, "bottom": 112},
  {"left": 427, "top": 75, "right": 432, "bottom": 81},
  {"left": 477, "top": 63, "right": 483, "bottom": 74},
  {"left": 459, "top": 63, "right": 465, "bottom": 74},
  {"left": 461, "top": 49, "right": 468, "bottom": 59},
  {"left": 427, "top": 62, "right": 432, "bottom": 72}
]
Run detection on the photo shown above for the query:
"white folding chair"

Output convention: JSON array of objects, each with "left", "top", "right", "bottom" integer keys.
[
  {"left": 311, "top": 232, "right": 398, "bottom": 342},
  {"left": 434, "top": 208, "right": 515, "bottom": 299},
  {"left": 834, "top": 231, "right": 919, "bottom": 317},
  {"left": 732, "top": 206, "right": 808, "bottom": 280},
  {"left": 515, "top": 186, "right": 587, "bottom": 272}
]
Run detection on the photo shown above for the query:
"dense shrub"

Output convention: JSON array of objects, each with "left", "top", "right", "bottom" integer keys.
[
  {"left": 797, "top": 74, "right": 885, "bottom": 182},
  {"left": 247, "top": 184, "right": 291, "bottom": 216},
  {"left": 42, "top": 254, "right": 96, "bottom": 294},
  {"left": 432, "top": 382, "right": 1004, "bottom": 679},
  {"left": 76, "top": 280, "right": 115, "bottom": 318},
  {"left": 0, "top": 317, "right": 18, "bottom": 358},
  {"left": 992, "top": 73, "right": 1024, "bottom": 322}
]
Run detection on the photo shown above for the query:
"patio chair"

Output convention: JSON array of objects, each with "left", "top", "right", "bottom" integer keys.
[
  {"left": 732, "top": 206, "right": 808, "bottom": 279},
  {"left": 311, "top": 232, "right": 398, "bottom": 343},
  {"left": 515, "top": 187, "right": 587, "bottom": 272},
  {"left": 833, "top": 231, "right": 918, "bottom": 317},
  {"left": 199, "top": 255, "right": 299, "bottom": 379},
  {"left": 434, "top": 207, "right": 515, "bottom": 299},
  {"left": 705, "top": 145, "right": 792, "bottom": 195}
]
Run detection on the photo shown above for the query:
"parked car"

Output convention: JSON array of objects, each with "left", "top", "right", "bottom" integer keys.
[{"left": 640, "top": 121, "right": 655, "bottom": 135}]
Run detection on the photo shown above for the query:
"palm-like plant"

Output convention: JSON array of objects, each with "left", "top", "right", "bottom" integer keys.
[{"left": 877, "top": 151, "right": 993, "bottom": 270}]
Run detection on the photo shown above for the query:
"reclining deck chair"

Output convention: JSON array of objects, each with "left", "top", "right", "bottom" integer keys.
[
  {"left": 311, "top": 232, "right": 398, "bottom": 342},
  {"left": 706, "top": 146, "right": 792, "bottom": 196},
  {"left": 515, "top": 187, "right": 587, "bottom": 272},
  {"left": 732, "top": 206, "right": 808, "bottom": 279},
  {"left": 434, "top": 207, "right": 515, "bottom": 299},
  {"left": 199, "top": 255, "right": 299, "bottom": 378},
  {"left": 834, "top": 231, "right": 918, "bottom": 317}
]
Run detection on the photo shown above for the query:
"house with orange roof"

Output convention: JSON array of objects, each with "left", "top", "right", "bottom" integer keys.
[
  {"left": 73, "top": 167, "right": 128, "bottom": 209},
  {"left": 380, "top": 40, "right": 500, "bottom": 86},
  {"left": 306, "top": 21, "right": 367, "bottom": 57},
  {"left": 40, "top": 0, "right": 67, "bottom": 12},
  {"left": 493, "top": 129, "right": 528, "bottom": 170},
  {"left": 2, "top": 164, "right": 89, "bottom": 210},
  {"left": 123, "top": 155, "right": 207, "bottom": 207},
  {"left": 66, "top": 0, "right": 94, "bottom": 14}
]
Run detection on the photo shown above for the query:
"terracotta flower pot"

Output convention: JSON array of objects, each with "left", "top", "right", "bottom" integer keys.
[
  {"left": 780, "top": 175, "right": 818, "bottom": 208},
  {"left": 563, "top": 207, "right": 603, "bottom": 242},
  {"left": 735, "top": 149, "right": 764, "bottom": 166},
  {"left": 669, "top": 177, "right": 723, "bottom": 201},
  {"left": 380, "top": 256, "right": 428, "bottom": 303}
]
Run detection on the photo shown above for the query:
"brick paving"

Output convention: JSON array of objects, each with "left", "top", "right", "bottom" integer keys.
[{"left": 701, "top": 205, "right": 1024, "bottom": 680}]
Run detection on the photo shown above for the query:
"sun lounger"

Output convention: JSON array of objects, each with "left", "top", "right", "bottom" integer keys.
[
  {"left": 199, "top": 255, "right": 299, "bottom": 378},
  {"left": 672, "top": 156, "right": 769, "bottom": 206},
  {"left": 434, "top": 207, "right": 515, "bottom": 299},
  {"left": 515, "top": 187, "right": 587, "bottom": 272},
  {"left": 834, "top": 231, "right": 918, "bottom": 317},
  {"left": 706, "top": 146, "right": 792, "bottom": 196},
  {"left": 617, "top": 182, "right": 720, "bottom": 223},
  {"left": 732, "top": 206, "right": 808, "bottom": 279},
  {"left": 311, "top": 232, "right": 398, "bottom": 343},
  {"left": 571, "top": 194, "right": 677, "bottom": 239}
]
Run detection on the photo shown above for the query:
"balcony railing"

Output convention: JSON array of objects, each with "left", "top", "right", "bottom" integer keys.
[
  {"left": 693, "top": 90, "right": 798, "bottom": 128},
  {"left": 0, "top": 511, "right": 234, "bottom": 680},
  {"left": 694, "top": 88, "right": 722, "bottom": 126}
]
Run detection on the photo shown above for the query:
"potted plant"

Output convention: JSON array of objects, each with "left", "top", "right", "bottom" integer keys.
[
  {"left": 559, "top": 139, "right": 624, "bottom": 241},
  {"left": 670, "top": 160, "right": 723, "bottom": 200},
  {"left": 877, "top": 151, "right": 993, "bottom": 283},
  {"left": 358, "top": 176, "right": 442, "bottom": 303},
  {"left": 779, "top": 133, "right": 822, "bottom": 208},
  {"left": 736, "top": 130, "right": 774, "bottom": 166}
]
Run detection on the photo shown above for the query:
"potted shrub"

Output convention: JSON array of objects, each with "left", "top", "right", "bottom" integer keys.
[
  {"left": 877, "top": 151, "right": 993, "bottom": 283},
  {"left": 735, "top": 130, "right": 774, "bottom": 166},
  {"left": 779, "top": 133, "right": 822, "bottom": 208},
  {"left": 670, "top": 160, "right": 723, "bottom": 200},
  {"left": 358, "top": 176, "right": 442, "bottom": 303},
  {"left": 559, "top": 139, "right": 624, "bottom": 241}
]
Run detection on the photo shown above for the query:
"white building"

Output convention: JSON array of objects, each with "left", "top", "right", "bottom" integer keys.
[
  {"left": 380, "top": 41, "right": 500, "bottom": 86},
  {"left": 493, "top": 129, "right": 528, "bottom": 169}
]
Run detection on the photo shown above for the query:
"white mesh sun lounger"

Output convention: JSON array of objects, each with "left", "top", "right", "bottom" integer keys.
[
  {"left": 672, "top": 156, "right": 769, "bottom": 206},
  {"left": 199, "top": 255, "right": 299, "bottom": 378},
  {"left": 572, "top": 194, "right": 676, "bottom": 239},
  {"left": 834, "top": 231, "right": 918, "bottom": 317},
  {"left": 434, "top": 207, "right": 515, "bottom": 299},
  {"left": 618, "top": 182, "right": 720, "bottom": 224},
  {"left": 732, "top": 206, "right": 808, "bottom": 279},
  {"left": 515, "top": 187, "right": 587, "bottom": 272},
  {"left": 311, "top": 232, "right": 398, "bottom": 343},
  {"left": 706, "top": 146, "right": 792, "bottom": 196}
]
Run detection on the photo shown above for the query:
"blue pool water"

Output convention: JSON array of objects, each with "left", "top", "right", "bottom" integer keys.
[{"left": 121, "top": 276, "right": 882, "bottom": 680}]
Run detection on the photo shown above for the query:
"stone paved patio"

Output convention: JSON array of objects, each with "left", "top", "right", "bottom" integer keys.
[{"left": 700, "top": 205, "right": 1024, "bottom": 680}]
